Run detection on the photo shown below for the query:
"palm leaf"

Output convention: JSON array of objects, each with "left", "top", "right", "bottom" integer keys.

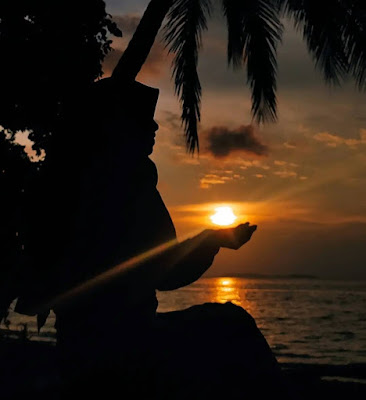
[
  {"left": 222, "top": 0, "right": 245, "bottom": 68},
  {"left": 222, "top": 0, "right": 283, "bottom": 124},
  {"left": 282, "top": 0, "right": 350, "bottom": 86},
  {"left": 341, "top": 0, "right": 366, "bottom": 90},
  {"left": 163, "top": 0, "right": 213, "bottom": 153}
]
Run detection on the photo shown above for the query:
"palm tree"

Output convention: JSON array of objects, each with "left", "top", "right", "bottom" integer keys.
[{"left": 112, "top": 0, "right": 366, "bottom": 153}]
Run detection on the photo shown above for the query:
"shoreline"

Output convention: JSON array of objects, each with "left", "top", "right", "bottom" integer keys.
[{"left": 1, "top": 335, "right": 366, "bottom": 399}]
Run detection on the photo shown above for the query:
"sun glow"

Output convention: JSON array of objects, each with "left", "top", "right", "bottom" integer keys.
[
  {"left": 212, "top": 277, "right": 241, "bottom": 305},
  {"left": 210, "top": 206, "right": 237, "bottom": 226}
]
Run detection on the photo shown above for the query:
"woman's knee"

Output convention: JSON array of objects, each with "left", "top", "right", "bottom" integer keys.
[{"left": 184, "top": 302, "right": 257, "bottom": 333}]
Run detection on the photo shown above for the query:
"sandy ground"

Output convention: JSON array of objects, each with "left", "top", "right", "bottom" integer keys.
[{"left": 1, "top": 334, "right": 366, "bottom": 400}]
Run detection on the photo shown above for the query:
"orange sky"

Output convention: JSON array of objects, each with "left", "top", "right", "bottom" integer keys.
[{"left": 102, "top": 1, "right": 366, "bottom": 279}]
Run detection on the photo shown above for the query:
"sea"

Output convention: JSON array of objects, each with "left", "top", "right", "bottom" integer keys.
[{"left": 2, "top": 277, "right": 366, "bottom": 366}]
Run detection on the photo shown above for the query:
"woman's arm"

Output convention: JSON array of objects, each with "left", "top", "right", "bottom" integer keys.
[
  {"left": 156, "top": 223, "right": 257, "bottom": 291},
  {"left": 156, "top": 230, "right": 220, "bottom": 291}
]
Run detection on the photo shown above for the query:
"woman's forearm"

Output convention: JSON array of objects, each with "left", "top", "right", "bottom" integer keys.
[{"left": 156, "top": 230, "right": 220, "bottom": 291}]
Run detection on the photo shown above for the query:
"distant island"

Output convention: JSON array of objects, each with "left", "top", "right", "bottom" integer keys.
[{"left": 210, "top": 273, "right": 320, "bottom": 280}]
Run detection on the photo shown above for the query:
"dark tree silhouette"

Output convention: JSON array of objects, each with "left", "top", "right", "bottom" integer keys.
[
  {"left": 0, "top": 134, "right": 28, "bottom": 322},
  {"left": 0, "top": 1, "right": 121, "bottom": 321},
  {"left": 0, "top": 0, "right": 121, "bottom": 149}
]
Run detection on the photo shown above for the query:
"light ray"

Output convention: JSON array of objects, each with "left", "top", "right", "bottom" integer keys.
[
  {"left": 39, "top": 229, "right": 203, "bottom": 314},
  {"left": 265, "top": 154, "right": 366, "bottom": 204}
]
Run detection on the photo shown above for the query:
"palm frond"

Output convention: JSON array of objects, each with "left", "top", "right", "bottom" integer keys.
[
  {"left": 163, "top": 0, "right": 213, "bottom": 153},
  {"left": 221, "top": 0, "right": 245, "bottom": 68},
  {"left": 282, "top": 0, "right": 350, "bottom": 86},
  {"left": 341, "top": 0, "right": 366, "bottom": 90},
  {"left": 222, "top": 0, "right": 283, "bottom": 124}
]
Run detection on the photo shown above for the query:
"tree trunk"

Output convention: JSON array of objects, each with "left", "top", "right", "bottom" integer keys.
[{"left": 112, "top": 0, "right": 174, "bottom": 83}]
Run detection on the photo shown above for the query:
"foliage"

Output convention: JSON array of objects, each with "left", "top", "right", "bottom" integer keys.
[
  {"left": 222, "top": 0, "right": 283, "bottom": 123},
  {"left": 164, "top": 0, "right": 212, "bottom": 152},
  {"left": 0, "top": 130, "right": 27, "bottom": 321},
  {"left": 0, "top": 0, "right": 121, "bottom": 153},
  {"left": 0, "top": 1, "right": 121, "bottom": 321}
]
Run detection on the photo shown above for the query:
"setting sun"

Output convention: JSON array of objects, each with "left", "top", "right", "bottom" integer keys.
[{"left": 210, "top": 206, "right": 237, "bottom": 226}]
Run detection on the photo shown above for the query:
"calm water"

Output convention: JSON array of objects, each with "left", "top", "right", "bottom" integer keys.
[{"left": 2, "top": 277, "right": 366, "bottom": 366}]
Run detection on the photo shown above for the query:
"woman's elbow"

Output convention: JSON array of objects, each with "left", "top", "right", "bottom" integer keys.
[
  {"left": 156, "top": 272, "right": 203, "bottom": 292},
  {"left": 156, "top": 277, "right": 194, "bottom": 291}
]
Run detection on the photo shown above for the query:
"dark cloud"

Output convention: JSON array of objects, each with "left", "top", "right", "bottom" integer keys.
[
  {"left": 205, "top": 125, "right": 269, "bottom": 158},
  {"left": 138, "top": 41, "right": 170, "bottom": 77},
  {"left": 162, "top": 111, "right": 181, "bottom": 131},
  {"left": 102, "top": 41, "right": 169, "bottom": 78},
  {"left": 112, "top": 14, "right": 141, "bottom": 35},
  {"left": 102, "top": 48, "right": 123, "bottom": 76}
]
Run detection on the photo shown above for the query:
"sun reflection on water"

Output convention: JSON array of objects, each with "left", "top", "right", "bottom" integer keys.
[{"left": 212, "top": 277, "right": 242, "bottom": 306}]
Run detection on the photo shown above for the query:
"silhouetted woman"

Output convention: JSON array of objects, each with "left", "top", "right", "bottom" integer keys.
[{"left": 33, "top": 76, "right": 288, "bottom": 399}]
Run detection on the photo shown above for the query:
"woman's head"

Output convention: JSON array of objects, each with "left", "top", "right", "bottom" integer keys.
[
  {"left": 101, "top": 103, "right": 159, "bottom": 157},
  {"left": 84, "top": 78, "right": 160, "bottom": 157}
]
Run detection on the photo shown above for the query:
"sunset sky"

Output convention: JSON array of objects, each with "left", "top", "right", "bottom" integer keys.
[{"left": 103, "top": 0, "right": 366, "bottom": 279}]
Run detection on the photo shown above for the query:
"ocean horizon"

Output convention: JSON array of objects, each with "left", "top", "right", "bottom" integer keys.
[{"left": 2, "top": 276, "right": 366, "bottom": 367}]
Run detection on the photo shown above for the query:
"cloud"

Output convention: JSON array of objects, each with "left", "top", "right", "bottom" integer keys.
[
  {"left": 102, "top": 40, "right": 168, "bottom": 78},
  {"left": 274, "top": 160, "right": 287, "bottom": 166},
  {"left": 112, "top": 14, "right": 141, "bottom": 35},
  {"left": 163, "top": 111, "right": 180, "bottom": 128},
  {"left": 284, "top": 142, "right": 297, "bottom": 149},
  {"left": 138, "top": 41, "right": 170, "bottom": 78},
  {"left": 200, "top": 174, "right": 227, "bottom": 189},
  {"left": 204, "top": 125, "right": 268, "bottom": 158},
  {"left": 272, "top": 159, "right": 299, "bottom": 179},
  {"left": 199, "top": 171, "right": 243, "bottom": 189},
  {"left": 101, "top": 14, "right": 142, "bottom": 77},
  {"left": 239, "top": 160, "right": 270, "bottom": 170},
  {"left": 102, "top": 13, "right": 170, "bottom": 79},
  {"left": 314, "top": 130, "right": 366, "bottom": 148},
  {"left": 274, "top": 170, "right": 298, "bottom": 179},
  {"left": 102, "top": 48, "right": 123, "bottom": 76},
  {"left": 274, "top": 160, "right": 298, "bottom": 168}
]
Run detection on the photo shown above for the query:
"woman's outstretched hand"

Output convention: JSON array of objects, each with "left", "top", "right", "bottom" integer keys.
[
  {"left": 156, "top": 223, "right": 257, "bottom": 291},
  {"left": 213, "top": 222, "right": 257, "bottom": 250}
]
